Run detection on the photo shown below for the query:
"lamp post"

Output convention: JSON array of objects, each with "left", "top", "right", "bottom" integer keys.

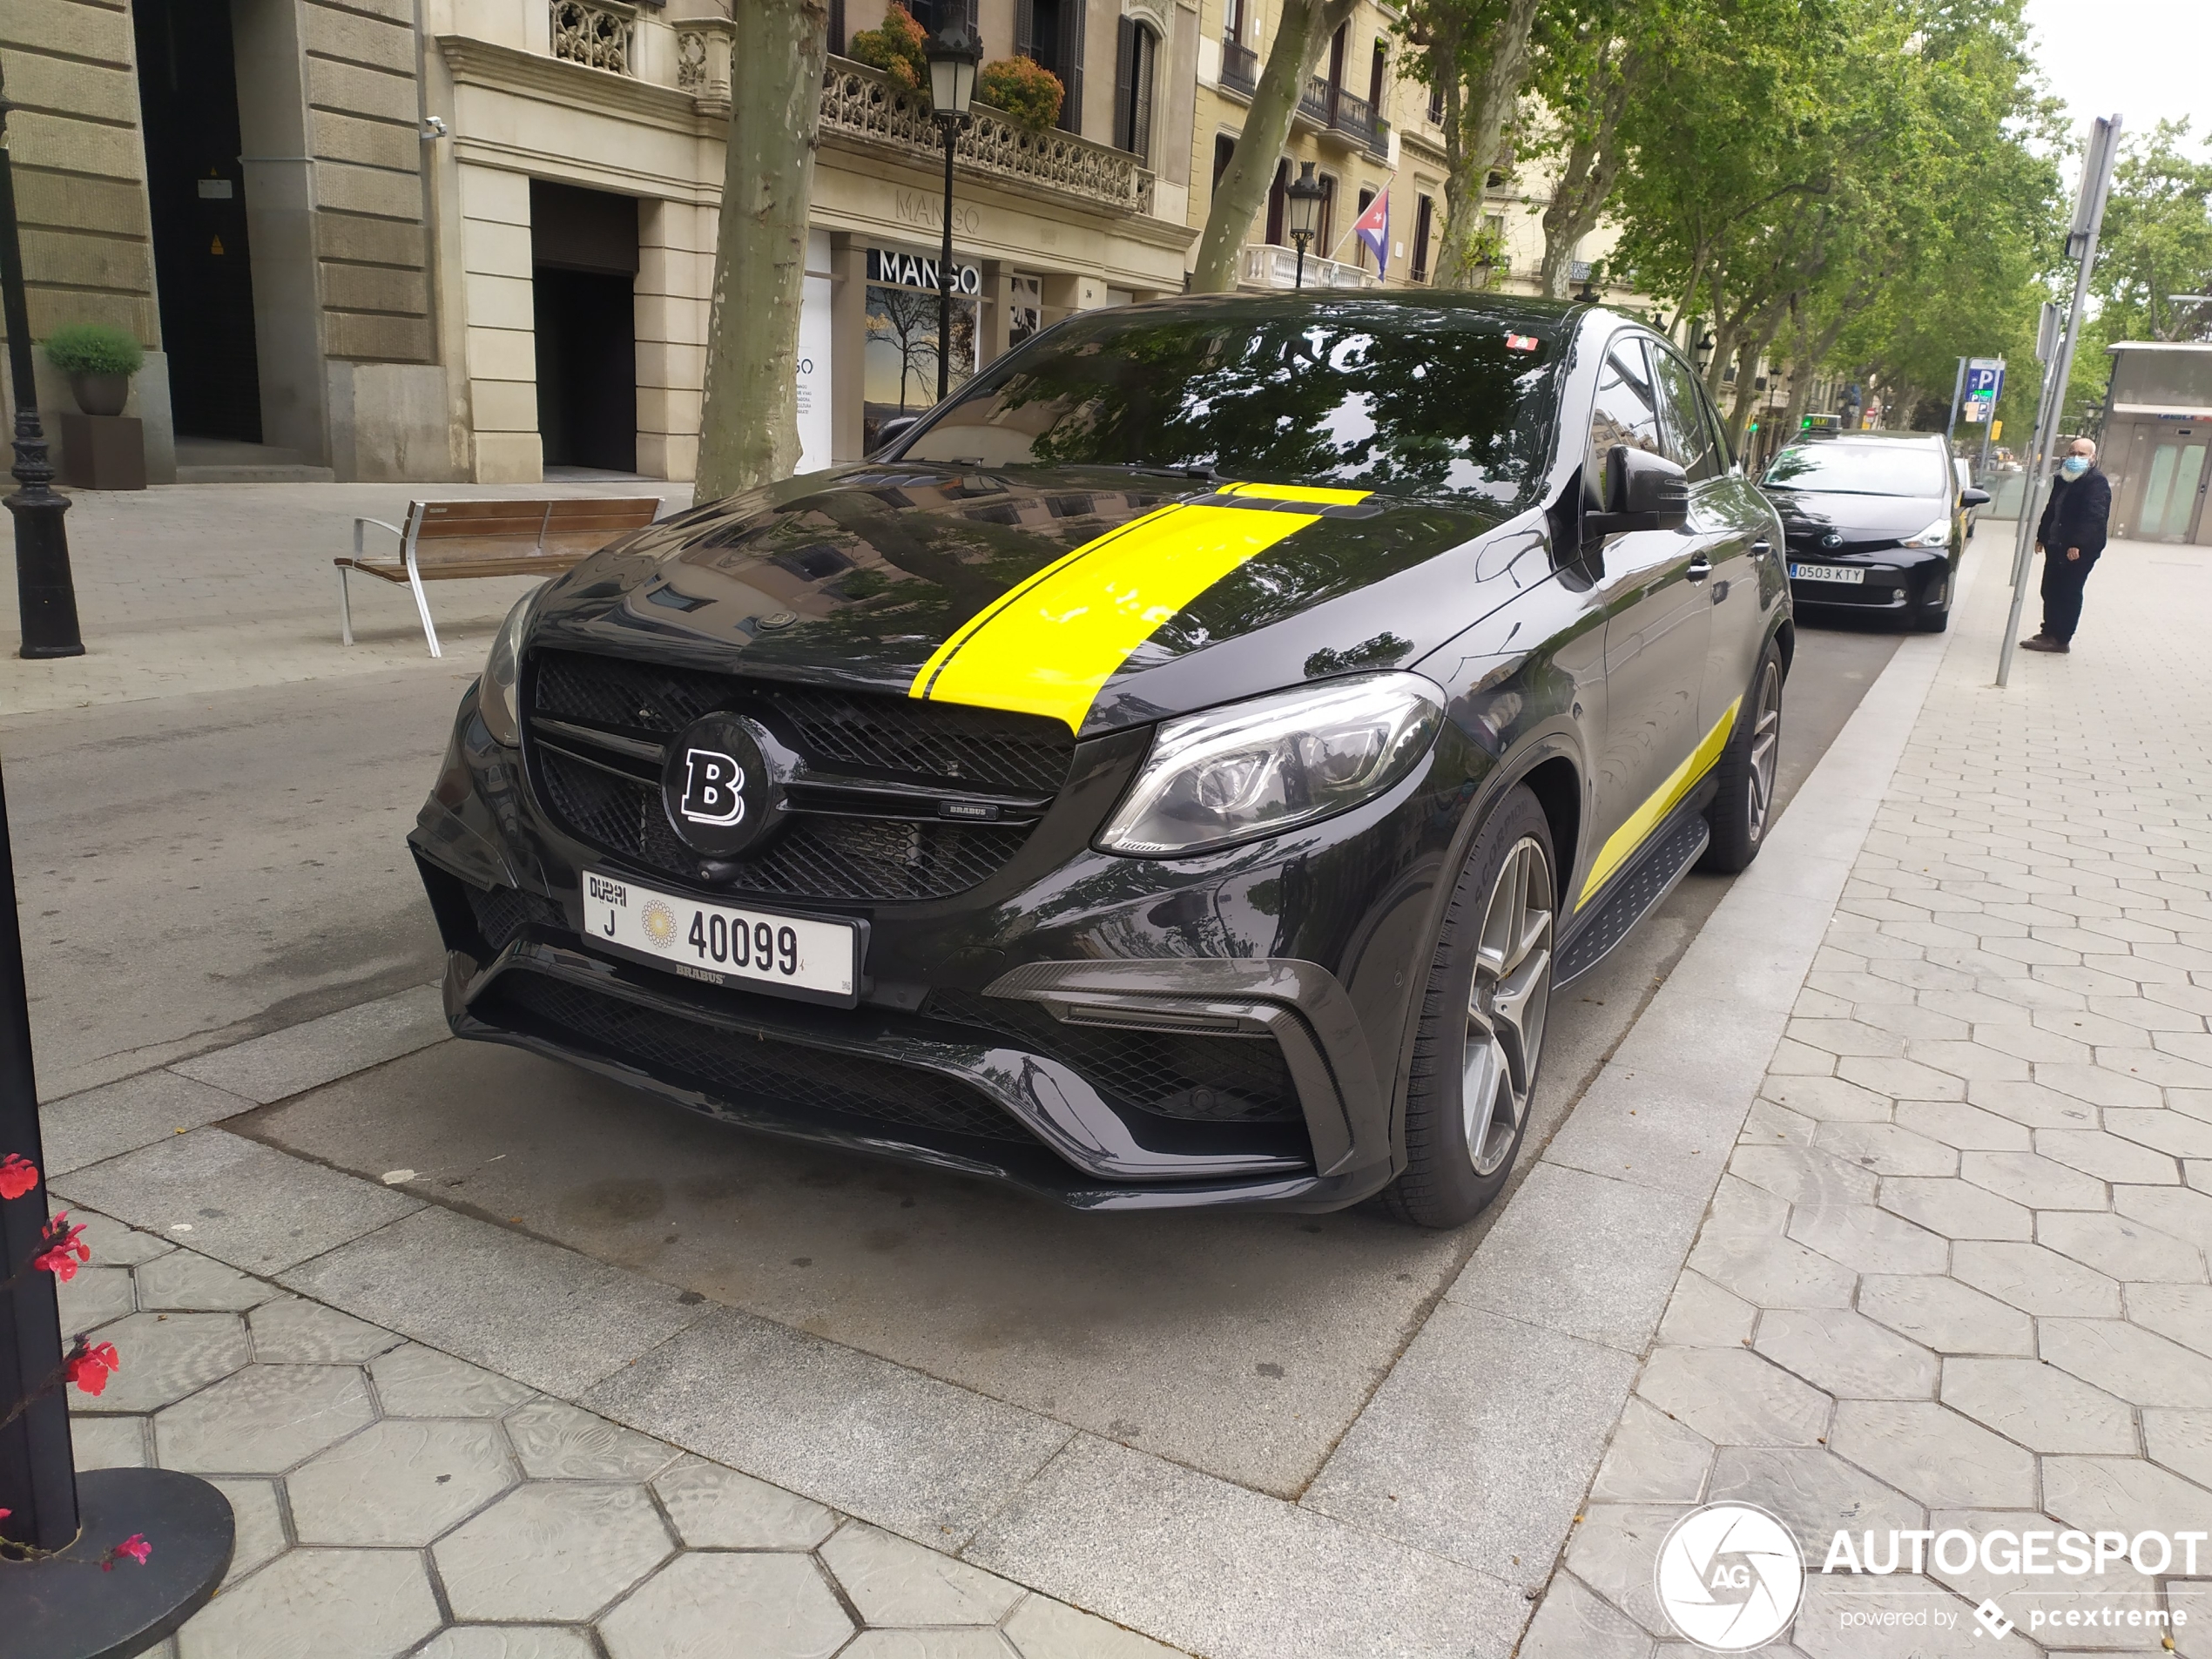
[
  {"left": 0, "top": 71, "right": 82, "bottom": 659},
  {"left": 925, "top": 22, "right": 981, "bottom": 403},
  {"left": 1692, "top": 333, "right": 1716, "bottom": 377},
  {"left": 1285, "top": 162, "right": 1325, "bottom": 291}
]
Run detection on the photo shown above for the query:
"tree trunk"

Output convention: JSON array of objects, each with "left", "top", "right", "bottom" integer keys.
[
  {"left": 695, "top": 0, "right": 828, "bottom": 500},
  {"left": 1536, "top": 44, "right": 1635, "bottom": 300},
  {"left": 1723, "top": 302, "right": 1791, "bottom": 455},
  {"left": 1433, "top": 0, "right": 1544, "bottom": 290},
  {"left": 1189, "top": 0, "right": 1357, "bottom": 293}
]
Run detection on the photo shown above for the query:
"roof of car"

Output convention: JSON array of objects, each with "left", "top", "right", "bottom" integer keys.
[
  {"left": 1794, "top": 428, "right": 1946, "bottom": 445},
  {"left": 1092, "top": 289, "right": 1597, "bottom": 332}
]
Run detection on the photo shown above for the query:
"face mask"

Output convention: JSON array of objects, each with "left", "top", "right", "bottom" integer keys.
[{"left": 2060, "top": 455, "right": 2089, "bottom": 477}]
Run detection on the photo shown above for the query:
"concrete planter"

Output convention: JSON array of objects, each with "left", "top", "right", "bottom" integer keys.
[{"left": 68, "top": 371, "right": 132, "bottom": 417}]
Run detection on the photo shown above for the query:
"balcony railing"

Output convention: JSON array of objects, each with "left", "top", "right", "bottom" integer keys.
[
  {"left": 1294, "top": 76, "right": 1379, "bottom": 150},
  {"left": 1238, "top": 243, "right": 1380, "bottom": 292},
  {"left": 819, "top": 56, "right": 1156, "bottom": 217},
  {"left": 551, "top": 0, "right": 634, "bottom": 74},
  {"left": 1221, "top": 38, "right": 1258, "bottom": 96},
  {"left": 1298, "top": 74, "right": 1332, "bottom": 125}
]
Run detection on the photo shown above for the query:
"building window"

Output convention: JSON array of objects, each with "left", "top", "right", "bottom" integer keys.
[
  {"left": 1426, "top": 81, "right": 1443, "bottom": 124},
  {"left": 1411, "top": 193, "right": 1433, "bottom": 282},
  {"left": 1021, "top": 0, "right": 1087, "bottom": 134},
  {"left": 1212, "top": 132, "right": 1237, "bottom": 193},
  {"left": 1353, "top": 187, "right": 1376, "bottom": 272},
  {"left": 1317, "top": 172, "right": 1337, "bottom": 260},
  {"left": 1224, "top": 0, "right": 1243, "bottom": 43},
  {"left": 1368, "top": 39, "right": 1386, "bottom": 112},
  {"left": 828, "top": 0, "right": 846, "bottom": 54},
  {"left": 1265, "top": 157, "right": 1287, "bottom": 246},
  {"left": 1008, "top": 274, "right": 1043, "bottom": 350},
  {"left": 1114, "top": 17, "right": 1157, "bottom": 162}
]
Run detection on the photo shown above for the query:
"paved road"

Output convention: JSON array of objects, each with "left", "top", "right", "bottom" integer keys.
[{"left": 8, "top": 614, "right": 1898, "bottom": 1496}]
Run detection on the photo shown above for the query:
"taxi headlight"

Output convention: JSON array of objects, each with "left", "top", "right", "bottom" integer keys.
[
  {"left": 1097, "top": 673, "right": 1445, "bottom": 857},
  {"left": 1899, "top": 517, "right": 1951, "bottom": 548},
  {"left": 479, "top": 589, "right": 540, "bottom": 746}
]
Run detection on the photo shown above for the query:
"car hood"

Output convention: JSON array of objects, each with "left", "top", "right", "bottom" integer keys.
[
  {"left": 1763, "top": 489, "right": 1946, "bottom": 552},
  {"left": 528, "top": 462, "right": 1525, "bottom": 738}
]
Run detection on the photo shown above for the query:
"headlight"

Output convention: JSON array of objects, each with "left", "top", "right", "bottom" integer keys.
[
  {"left": 1097, "top": 673, "right": 1445, "bottom": 857},
  {"left": 479, "top": 588, "right": 539, "bottom": 746},
  {"left": 1900, "top": 517, "right": 1951, "bottom": 548}
]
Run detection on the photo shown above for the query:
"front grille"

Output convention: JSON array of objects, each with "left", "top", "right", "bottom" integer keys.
[
  {"left": 536, "top": 748, "right": 1028, "bottom": 901},
  {"left": 924, "top": 990, "right": 1302, "bottom": 1123},
  {"left": 526, "top": 650, "right": 1074, "bottom": 900},
  {"left": 475, "top": 969, "right": 1034, "bottom": 1144},
  {"left": 532, "top": 651, "right": 1074, "bottom": 795},
  {"left": 466, "top": 883, "right": 566, "bottom": 953}
]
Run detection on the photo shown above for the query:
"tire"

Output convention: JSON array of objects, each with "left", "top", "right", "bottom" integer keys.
[
  {"left": 1380, "top": 786, "right": 1556, "bottom": 1229},
  {"left": 1699, "top": 641, "right": 1783, "bottom": 873}
]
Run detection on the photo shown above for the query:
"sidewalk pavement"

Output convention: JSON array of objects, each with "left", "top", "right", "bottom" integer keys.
[
  {"left": 1533, "top": 529, "right": 2212, "bottom": 1654},
  {"left": 0, "top": 482, "right": 691, "bottom": 715}
]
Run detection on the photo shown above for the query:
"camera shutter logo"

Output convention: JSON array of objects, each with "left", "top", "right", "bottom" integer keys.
[
  {"left": 681, "top": 749, "right": 746, "bottom": 826},
  {"left": 639, "top": 900, "right": 679, "bottom": 951},
  {"left": 1654, "top": 1502, "right": 1804, "bottom": 1651}
]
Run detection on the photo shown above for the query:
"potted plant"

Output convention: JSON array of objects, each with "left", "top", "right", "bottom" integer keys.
[
  {"left": 979, "top": 57, "right": 1063, "bottom": 132},
  {"left": 42, "top": 322, "right": 145, "bottom": 418}
]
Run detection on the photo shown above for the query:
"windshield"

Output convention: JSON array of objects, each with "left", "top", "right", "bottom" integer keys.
[
  {"left": 1763, "top": 442, "right": 1948, "bottom": 497},
  {"left": 899, "top": 304, "right": 1562, "bottom": 508}
]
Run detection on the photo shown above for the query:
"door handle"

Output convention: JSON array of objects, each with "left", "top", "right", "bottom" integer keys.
[
  {"left": 1687, "top": 554, "right": 1712, "bottom": 581},
  {"left": 1750, "top": 539, "right": 1772, "bottom": 558}
]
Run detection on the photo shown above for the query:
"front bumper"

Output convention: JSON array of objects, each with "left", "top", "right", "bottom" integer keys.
[
  {"left": 411, "top": 686, "right": 1452, "bottom": 1212},
  {"left": 1784, "top": 544, "right": 1952, "bottom": 614}
]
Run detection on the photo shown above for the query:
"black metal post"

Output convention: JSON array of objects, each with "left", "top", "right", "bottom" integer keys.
[
  {"left": 0, "top": 76, "right": 84, "bottom": 661},
  {"left": 1293, "top": 234, "right": 1308, "bottom": 291},
  {"left": 937, "top": 116, "right": 955, "bottom": 403}
]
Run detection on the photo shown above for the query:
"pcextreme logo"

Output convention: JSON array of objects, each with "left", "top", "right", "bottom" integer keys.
[{"left": 1652, "top": 1505, "right": 2202, "bottom": 1651}]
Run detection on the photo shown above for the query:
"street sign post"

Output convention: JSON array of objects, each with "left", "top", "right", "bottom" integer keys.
[{"left": 1967, "top": 358, "right": 2005, "bottom": 480}]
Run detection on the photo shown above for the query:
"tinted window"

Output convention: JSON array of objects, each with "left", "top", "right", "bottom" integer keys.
[
  {"left": 1763, "top": 442, "right": 1949, "bottom": 497},
  {"left": 1587, "top": 343, "right": 1662, "bottom": 503},
  {"left": 900, "top": 305, "right": 1563, "bottom": 508},
  {"left": 1647, "top": 342, "right": 1722, "bottom": 482}
]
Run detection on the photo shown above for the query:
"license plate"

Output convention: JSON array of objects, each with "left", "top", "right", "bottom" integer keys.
[
  {"left": 1789, "top": 562, "right": 1865, "bottom": 584},
  {"left": 582, "top": 871, "right": 859, "bottom": 1003}
]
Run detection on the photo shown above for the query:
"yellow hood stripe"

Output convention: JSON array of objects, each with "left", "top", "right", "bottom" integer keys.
[
  {"left": 910, "top": 483, "right": 1368, "bottom": 732},
  {"left": 1577, "top": 697, "right": 1741, "bottom": 907}
]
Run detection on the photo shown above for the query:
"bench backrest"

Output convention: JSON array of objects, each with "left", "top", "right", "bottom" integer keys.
[{"left": 404, "top": 497, "right": 663, "bottom": 570}]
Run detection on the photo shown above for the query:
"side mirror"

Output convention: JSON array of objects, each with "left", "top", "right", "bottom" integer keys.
[
  {"left": 1587, "top": 446, "right": 1690, "bottom": 536},
  {"left": 1960, "top": 487, "right": 1992, "bottom": 507},
  {"left": 873, "top": 415, "right": 920, "bottom": 453}
]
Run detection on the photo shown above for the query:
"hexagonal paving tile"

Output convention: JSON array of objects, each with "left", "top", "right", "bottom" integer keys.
[
  {"left": 2038, "top": 1129, "right": 2184, "bottom": 1185},
  {"left": 70, "top": 1412, "right": 146, "bottom": 1469},
  {"left": 1856, "top": 1273, "right": 2036, "bottom": 1355},
  {"left": 1684, "top": 1231, "right": 1855, "bottom": 1311},
  {"left": 155, "top": 1363, "right": 374, "bottom": 1474},
  {"left": 651, "top": 1458, "right": 838, "bottom": 1548},
  {"left": 1892, "top": 1100, "right": 2030, "bottom": 1152},
  {"left": 416, "top": 1631, "right": 597, "bottom": 1659},
  {"left": 66, "top": 1207, "right": 176, "bottom": 1267},
  {"left": 1939, "top": 1359, "right": 2136, "bottom": 1453},
  {"left": 249, "top": 1298, "right": 404, "bottom": 1364},
  {"left": 2117, "top": 1185, "right": 2212, "bottom": 1252},
  {"left": 1956, "top": 1150, "right": 2108, "bottom": 1211},
  {"left": 2041, "top": 1319, "right": 2212, "bottom": 1407},
  {"left": 176, "top": 1546, "right": 441, "bottom": 1659},
  {"left": 212, "top": 1476, "right": 288, "bottom": 1587},
  {"left": 434, "top": 1481, "right": 673, "bottom": 1622},
  {"left": 1827, "top": 1402, "right": 2036, "bottom": 1508},
  {"left": 57, "top": 1264, "right": 136, "bottom": 1333},
  {"left": 2044, "top": 1455, "right": 2212, "bottom": 1539},
  {"left": 599, "top": 1553, "right": 853, "bottom": 1659},
  {"left": 1951, "top": 1241, "right": 2123, "bottom": 1317},
  {"left": 1635, "top": 1347, "right": 1831, "bottom": 1447},
  {"left": 134, "top": 1250, "right": 278, "bottom": 1312},
  {"left": 1878, "top": 1177, "right": 2033, "bottom": 1240},
  {"left": 2130, "top": 1284, "right": 2212, "bottom": 1357},
  {"left": 369, "top": 1342, "right": 536, "bottom": 1418},
  {"left": 1656, "top": 1271, "right": 1757, "bottom": 1348},
  {"left": 2144, "top": 1410, "right": 2212, "bottom": 1488},
  {"left": 1705, "top": 1445, "right": 1922, "bottom": 1548},
  {"left": 1003, "top": 1592, "right": 1189, "bottom": 1659},
  {"left": 821, "top": 1522, "right": 1026, "bottom": 1626},
  {"left": 505, "top": 1399, "right": 679, "bottom": 1480},
  {"left": 78, "top": 1311, "right": 250, "bottom": 1413},
  {"left": 289, "top": 1416, "right": 517, "bottom": 1546},
  {"left": 2038, "top": 1211, "right": 2205, "bottom": 1282},
  {"left": 1786, "top": 1203, "right": 1948, "bottom": 1276},
  {"left": 1754, "top": 1308, "right": 1939, "bottom": 1400},
  {"left": 841, "top": 1632, "right": 1017, "bottom": 1659},
  {"left": 1588, "top": 1395, "right": 1713, "bottom": 1505}
]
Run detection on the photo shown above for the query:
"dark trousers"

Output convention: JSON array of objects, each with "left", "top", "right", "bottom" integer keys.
[{"left": 2040, "top": 546, "right": 2101, "bottom": 642}]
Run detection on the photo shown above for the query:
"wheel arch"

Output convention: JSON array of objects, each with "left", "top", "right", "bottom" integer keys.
[{"left": 1516, "top": 754, "right": 1581, "bottom": 911}]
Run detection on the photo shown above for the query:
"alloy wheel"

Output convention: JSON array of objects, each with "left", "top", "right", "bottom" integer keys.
[
  {"left": 1746, "top": 660, "right": 1783, "bottom": 846},
  {"left": 1463, "top": 836, "right": 1554, "bottom": 1177}
]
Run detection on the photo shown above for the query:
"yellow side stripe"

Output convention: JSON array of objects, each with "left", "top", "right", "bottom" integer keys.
[
  {"left": 910, "top": 485, "right": 1369, "bottom": 732},
  {"left": 1576, "top": 698, "right": 1742, "bottom": 909},
  {"left": 1217, "top": 481, "right": 1373, "bottom": 505}
]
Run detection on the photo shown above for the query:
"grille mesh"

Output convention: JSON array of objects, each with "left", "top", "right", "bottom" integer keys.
[
  {"left": 475, "top": 970, "right": 1034, "bottom": 1144},
  {"left": 466, "top": 883, "right": 566, "bottom": 953},
  {"left": 536, "top": 749, "right": 1027, "bottom": 900},
  {"left": 924, "top": 990, "right": 1301, "bottom": 1123}
]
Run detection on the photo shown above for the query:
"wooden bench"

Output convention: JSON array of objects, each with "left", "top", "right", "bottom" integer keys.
[{"left": 336, "top": 496, "right": 664, "bottom": 658}]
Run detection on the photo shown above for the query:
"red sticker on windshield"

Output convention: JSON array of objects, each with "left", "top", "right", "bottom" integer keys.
[{"left": 1505, "top": 334, "right": 1540, "bottom": 352}]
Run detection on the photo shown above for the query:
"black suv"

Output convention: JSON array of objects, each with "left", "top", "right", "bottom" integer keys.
[
  {"left": 1762, "top": 428, "right": 1988, "bottom": 631},
  {"left": 411, "top": 294, "right": 1791, "bottom": 1227}
]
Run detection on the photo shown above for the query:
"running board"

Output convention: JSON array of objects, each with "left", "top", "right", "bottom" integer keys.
[{"left": 1556, "top": 813, "right": 1710, "bottom": 987}]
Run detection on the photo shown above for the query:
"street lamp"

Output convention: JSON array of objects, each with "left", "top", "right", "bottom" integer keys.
[
  {"left": 925, "top": 21, "right": 981, "bottom": 401},
  {"left": 1285, "top": 161, "right": 1325, "bottom": 290},
  {"left": 1693, "top": 333, "right": 1716, "bottom": 375}
]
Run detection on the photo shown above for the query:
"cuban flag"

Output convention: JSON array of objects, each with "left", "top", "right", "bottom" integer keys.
[{"left": 1353, "top": 188, "right": 1390, "bottom": 273}]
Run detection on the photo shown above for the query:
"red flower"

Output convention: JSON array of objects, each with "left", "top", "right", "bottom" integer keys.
[
  {"left": 64, "top": 1340, "right": 119, "bottom": 1397},
  {"left": 98, "top": 1533, "right": 151, "bottom": 1571},
  {"left": 0, "top": 1153, "right": 36, "bottom": 1201},
  {"left": 31, "top": 1214, "right": 90, "bottom": 1283}
]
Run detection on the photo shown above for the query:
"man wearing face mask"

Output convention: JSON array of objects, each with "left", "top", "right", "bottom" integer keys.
[{"left": 2020, "top": 437, "right": 2112, "bottom": 653}]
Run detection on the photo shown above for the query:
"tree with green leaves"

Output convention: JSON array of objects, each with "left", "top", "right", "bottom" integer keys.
[
  {"left": 2092, "top": 120, "right": 2212, "bottom": 344},
  {"left": 1393, "top": 0, "right": 1546, "bottom": 289},
  {"left": 1524, "top": 0, "right": 1651, "bottom": 298}
]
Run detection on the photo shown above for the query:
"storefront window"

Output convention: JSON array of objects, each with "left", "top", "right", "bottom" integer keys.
[
  {"left": 1008, "top": 275, "right": 1042, "bottom": 350},
  {"left": 862, "top": 246, "right": 981, "bottom": 450}
]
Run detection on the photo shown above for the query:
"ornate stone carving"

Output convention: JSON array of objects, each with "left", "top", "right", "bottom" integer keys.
[
  {"left": 676, "top": 28, "right": 707, "bottom": 91},
  {"left": 552, "top": 0, "right": 633, "bottom": 75},
  {"left": 819, "top": 57, "right": 1156, "bottom": 217}
]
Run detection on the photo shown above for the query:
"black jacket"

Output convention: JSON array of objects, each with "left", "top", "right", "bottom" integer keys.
[{"left": 2038, "top": 465, "right": 2112, "bottom": 557}]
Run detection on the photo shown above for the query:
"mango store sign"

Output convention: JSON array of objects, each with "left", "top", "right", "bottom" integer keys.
[{"left": 867, "top": 247, "right": 983, "bottom": 295}]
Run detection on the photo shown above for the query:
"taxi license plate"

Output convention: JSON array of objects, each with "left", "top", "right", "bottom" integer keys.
[
  {"left": 583, "top": 871, "right": 860, "bottom": 1004},
  {"left": 1789, "top": 562, "right": 1865, "bottom": 584}
]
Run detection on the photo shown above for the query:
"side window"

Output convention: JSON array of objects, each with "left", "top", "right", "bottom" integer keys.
[
  {"left": 1647, "top": 341, "right": 1722, "bottom": 483},
  {"left": 1588, "top": 342, "right": 1662, "bottom": 504}
]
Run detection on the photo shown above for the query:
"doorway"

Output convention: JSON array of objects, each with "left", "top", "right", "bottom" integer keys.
[
  {"left": 2135, "top": 427, "right": 2209, "bottom": 543},
  {"left": 133, "top": 0, "right": 262, "bottom": 442},
  {"left": 530, "top": 182, "right": 638, "bottom": 475}
]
